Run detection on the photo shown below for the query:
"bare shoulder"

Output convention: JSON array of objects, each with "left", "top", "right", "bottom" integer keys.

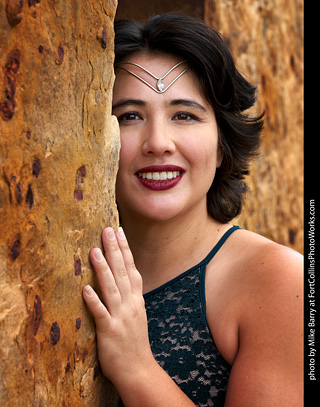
[
  {"left": 229, "top": 227, "right": 304, "bottom": 335},
  {"left": 232, "top": 227, "right": 303, "bottom": 279},
  {"left": 219, "top": 228, "right": 304, "bottom": 406},
  {"left": 226, "top": 228, "right": 303, "bottom": 322},
  {"left": 208, "top": 227, "right": 303, "bottom": 307},
  {"left": 208, "top": 226, "right": 303, "bottom": 319}
]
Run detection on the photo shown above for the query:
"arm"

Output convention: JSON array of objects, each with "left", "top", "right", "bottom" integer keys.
[
  {"left": 83, "top": 227, "right": 196, "bottom": 407},
  {"left": 224, "top": 246, "right": 303, "bottom": 407}
]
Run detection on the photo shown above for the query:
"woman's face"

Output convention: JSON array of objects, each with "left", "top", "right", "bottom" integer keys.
[{"left": 113, "top": 52, "right": 223, "bottom": 223}]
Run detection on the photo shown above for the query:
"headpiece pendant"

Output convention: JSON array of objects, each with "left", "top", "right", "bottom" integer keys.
[{"left": 115, "top": 60, "right": 190, "bottom": 94}]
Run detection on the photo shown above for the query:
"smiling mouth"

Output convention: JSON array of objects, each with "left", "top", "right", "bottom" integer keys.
[
  {"left": 135, "top": 166, "right": 184, "bottom": 190},
  {"left": 137, "top": 171, "right": 181, "bottom": 181}
]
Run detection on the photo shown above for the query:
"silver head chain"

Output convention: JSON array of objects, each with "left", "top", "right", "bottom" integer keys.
[{"left": 115, "top": 60, "right": 190, "bottom": 94}]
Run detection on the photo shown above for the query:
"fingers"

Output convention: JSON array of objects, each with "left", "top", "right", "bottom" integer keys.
[
  {"left": 89, "top": 247, "right": 122, "bottom": 311},
  {"left": 101, "top": 227, "right": 133, "bottom": 299},
  {"left": 82, "top": 285, "right": 112, "bottom": 333},
  {"left": 116, "top": 227, "right": 143, "bottom": 296},
  {"left": 85, "top": 227, "right": 143, "bottom": 312}
]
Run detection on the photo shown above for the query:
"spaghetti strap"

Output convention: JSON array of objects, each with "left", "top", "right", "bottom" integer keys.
[
  {"left": 200, "top": 225, "right": 240, "bottom": 266},
  {"left": 144, "top": 225, "right": 240, "bottom": 298},
  {"left": 199, "top": 225, "right": 240, "bottom": 317}
]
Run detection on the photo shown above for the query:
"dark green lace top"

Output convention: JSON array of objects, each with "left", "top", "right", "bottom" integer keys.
[{"left": 143, "top": 226, "right": 239, "bottom": 407}]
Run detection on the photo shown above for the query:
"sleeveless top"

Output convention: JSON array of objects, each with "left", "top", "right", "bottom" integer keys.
[{"left": 143, "top": 226, "right": 239, "bottom": 407}]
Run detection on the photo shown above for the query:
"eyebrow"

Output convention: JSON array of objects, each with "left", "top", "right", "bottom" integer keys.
[
  {"left": 112, "top": 99, "right": 146, "bottom": 111},
  {"left": 170, "top": 99, "right": 207, "bottom": 112},
  {"left": 112, "top": 98, "right": 207, "bottom": 112}
]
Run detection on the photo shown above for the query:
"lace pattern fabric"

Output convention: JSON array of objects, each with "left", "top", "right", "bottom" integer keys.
[{"left": 144, "top": 226, "right": 239, "bottom": 406}]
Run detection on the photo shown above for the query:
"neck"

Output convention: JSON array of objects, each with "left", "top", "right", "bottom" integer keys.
[{"left": 120, "top": 204, "right": 227, "bottom": 293}]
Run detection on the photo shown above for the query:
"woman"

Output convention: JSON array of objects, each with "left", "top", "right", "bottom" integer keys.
[{"left": 83, "top": 13, "right": 303, "bottom": 407}]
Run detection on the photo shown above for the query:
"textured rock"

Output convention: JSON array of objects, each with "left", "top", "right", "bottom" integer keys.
[
  {"left": 0, "top": 1, "right": 120, "bottom": 406},
  {"left": 205, "top": 0, "right": 303, "bottom": 253}
]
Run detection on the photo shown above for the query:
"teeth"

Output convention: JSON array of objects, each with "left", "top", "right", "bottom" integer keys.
[{"left": 138, "top": 171, "right": 181, "bottom": 181}]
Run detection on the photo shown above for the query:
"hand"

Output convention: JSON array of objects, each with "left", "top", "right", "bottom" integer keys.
[{"left": 82, "top": 227, "right": 154, "bottom": 386}]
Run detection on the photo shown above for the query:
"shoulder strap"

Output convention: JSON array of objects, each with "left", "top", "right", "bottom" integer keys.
[
  {"left": 200, "top": 225, "right": 240, "bottom": 266},
  {"left": 199, "top": 225, "right": 240, "bottom": 317},
  {"left": 144, "top": 225, "right": 240, "bottom": 299}
]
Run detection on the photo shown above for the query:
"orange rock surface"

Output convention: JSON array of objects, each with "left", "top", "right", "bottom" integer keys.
[{"left": 0, "top": 1, "right": 120, "bottom": 405}]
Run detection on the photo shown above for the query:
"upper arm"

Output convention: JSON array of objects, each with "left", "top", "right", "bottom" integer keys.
[{"left": 224, "top": 246, "right": 303, "bottom": 407}]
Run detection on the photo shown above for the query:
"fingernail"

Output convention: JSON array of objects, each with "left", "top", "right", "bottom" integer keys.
[
  {"left": 93, "top": 248, "right": 104, "bottom": 262},
  {"left": 117, "top": 227, "right": 126, "bottom": 240},
  {"left": 84, "top": 285, "right": 93, "bottom": 296},
  {"left": 107, "top": 228, "right": 115, "bottom": 240}
]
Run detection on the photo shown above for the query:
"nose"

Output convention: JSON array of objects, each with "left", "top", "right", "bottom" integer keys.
[{"left": 141, "top": 118, "right": 176, "bottom": 156}]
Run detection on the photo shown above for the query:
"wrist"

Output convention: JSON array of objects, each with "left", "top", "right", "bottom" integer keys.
[
  {"left": 112, "top": 353, "right": 159, "bottom": 395},
  {"left": 114, "top": 359, "right": 196, "bottom": 407}
]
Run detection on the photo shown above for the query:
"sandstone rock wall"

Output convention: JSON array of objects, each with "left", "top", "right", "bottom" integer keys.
[
  {"left": 205, "top": 0, "right": 304, "bottom": 253},
  {"left": 0, "top": 1, "right": 120, "bottom": 405}
]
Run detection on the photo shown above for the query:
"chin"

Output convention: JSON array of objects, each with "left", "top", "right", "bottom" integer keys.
[{"left": 119, "top": 198, "right": 188, "bottom": 224}]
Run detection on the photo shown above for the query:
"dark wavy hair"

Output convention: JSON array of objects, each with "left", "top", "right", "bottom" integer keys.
[{"left": 114, "top": 13, "right": 264, "bottom": 223}]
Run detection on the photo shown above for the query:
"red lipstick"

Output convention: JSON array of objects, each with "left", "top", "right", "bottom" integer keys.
[{"left": 135, "top": 165, "right": 184, "bottom": 191}]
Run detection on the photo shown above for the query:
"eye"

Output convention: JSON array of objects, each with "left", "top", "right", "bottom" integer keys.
[
  {"left": 172, "top": 112, "right": 199, "bottom": 121},
  {"left": 117, "top": 112, "right": 142, "bottom": 123}
]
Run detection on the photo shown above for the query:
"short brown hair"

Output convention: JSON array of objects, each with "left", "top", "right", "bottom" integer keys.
[{"left": 115, "top": 13, "right": 264, "bottom": 223}]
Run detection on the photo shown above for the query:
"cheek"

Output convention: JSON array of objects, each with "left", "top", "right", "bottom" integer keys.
[
  {"left": 117, "top": 134, "right": 137, "bottom": 172},
  {"left": 116, "top": 136, "right": 140, "bottom": 196},
  {"left": 204, "top": 133, "right": 220, "bottom": 167},
  {"left": 187, "top": 136, "right": 219, "bottom": 170}
]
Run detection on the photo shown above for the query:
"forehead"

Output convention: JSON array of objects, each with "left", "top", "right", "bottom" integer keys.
[
  {"left": 118, "top": 52, "right": 185, "bottom": 78},
  {"left": 113, "top": 52, "right": 205, "bottom": 103}
]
